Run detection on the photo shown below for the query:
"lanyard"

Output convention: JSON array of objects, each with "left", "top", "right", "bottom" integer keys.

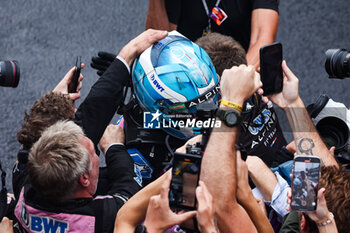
[{"left": 201, "top": 0, "right": 221, "bottom": 31}]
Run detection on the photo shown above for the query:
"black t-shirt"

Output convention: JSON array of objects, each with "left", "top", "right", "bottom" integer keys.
[
  {"left": 238, "top": 93, "right": 288, "bottom": 167},
  {"left": 165, "top": 0, "right": 279, "bottom": 51}
]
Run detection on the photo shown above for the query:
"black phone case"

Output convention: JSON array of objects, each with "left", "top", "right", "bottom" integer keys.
[
  {"left": 68, "top": 56, "right": 81, "bottom": 93},
  {"left": 260, "top": 42, "right": 283, "bottom": 96}
]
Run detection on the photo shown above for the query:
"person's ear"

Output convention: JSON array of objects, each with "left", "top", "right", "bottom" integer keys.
[{"left": 79, "top": 173, "right": 90, "bottom": 187}]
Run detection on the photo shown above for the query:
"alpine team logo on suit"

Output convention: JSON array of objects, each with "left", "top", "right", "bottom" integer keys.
[
  {"left": 247, "top": 109, "right": 272, "bottom": 135},
  {"left": 128, "top": 148, "right": 154, "bottom": 186}
]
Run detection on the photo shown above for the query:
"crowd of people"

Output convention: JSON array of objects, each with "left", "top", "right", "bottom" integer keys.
[{"left": 0, "top": 1, "right": 349, "bottom": 233}]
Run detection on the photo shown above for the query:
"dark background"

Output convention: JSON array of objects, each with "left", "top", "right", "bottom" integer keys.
[{"left": 1, "top": 0, "right": 349, "bottom": 191}]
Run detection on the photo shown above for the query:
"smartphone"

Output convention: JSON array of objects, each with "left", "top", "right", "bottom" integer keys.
[
  {"left": 260, "top": 42, "right": 283, "bottom": 96},
  {"left": 169, "top": 152, "right": 201, "bottom": 211},
  {"left": 291, "top": 156, "right": 321, "bottom": 211},
  {"left": 68, "top": 56, "right": 81, "bottom": 93}
]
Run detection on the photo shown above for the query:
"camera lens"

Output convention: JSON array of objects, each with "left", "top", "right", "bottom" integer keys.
[
  {"left": 0, "top": 60, "right": 20, "bottom": 87},
  {"left": 316, "top": 116, "right": 349, "bottom": 153},
  {"left": 325, "top": 49, "right": 350, "bottom": 79}
]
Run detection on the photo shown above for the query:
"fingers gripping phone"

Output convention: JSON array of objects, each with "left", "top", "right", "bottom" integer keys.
[
  {"left": 260, "top": 42, "right": 283, "bottom": 96},
  {"left": 291, "top": 156, "right": 321, "bottom": 211},
  {"left": 68, "top": 56, "right": 81, "bottom": 93},
  {"left": 169, "top": 152, "right": 201, "bottom": 211}
]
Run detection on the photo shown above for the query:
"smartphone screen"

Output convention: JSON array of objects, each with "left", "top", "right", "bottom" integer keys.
[
  {"left": 260, "top": 42, "right": 283, "bottom": 96},
  {"left": 291, "top": 156, "right": 321, "bottom": 211},
  {"left": 169, "top": 153, "right": 201, "bottom": 210},
  {"left": 68, "top": 56, "right": 81, "bottom": 93}
]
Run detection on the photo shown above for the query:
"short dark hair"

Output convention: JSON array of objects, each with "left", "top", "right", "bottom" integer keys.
[
  {"left": 17, "top": 92, "right": 75, "bottom": 150},
  {"left": 195, "top": 32, "right": 247, "bottom": 75}
]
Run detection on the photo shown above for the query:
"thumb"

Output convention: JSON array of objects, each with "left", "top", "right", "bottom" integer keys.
[
  {"left": 154, "top": 30, "right": 168, "bottom": 40},
  {"left": 65, "top": 66, "right": 76, "bottom": 82},
  {"left": 317, "top": 188, "right": 327, "bottom": 205},
  {"left": 174, "top": 211, "right": 197, "bottom": 225},
  {"left": 329, "top": 146, "right": 336, "bottom": 156},
  {"left": 68, "top": 92, "right": 81, "bottom": 101},
  {"left": 282, "top": 60, "right": 296, "bottom": 81}
]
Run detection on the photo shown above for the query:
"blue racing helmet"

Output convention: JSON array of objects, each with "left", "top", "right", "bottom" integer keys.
[{"left": 132, "top": 31, "right": 220, "bottom": 139}]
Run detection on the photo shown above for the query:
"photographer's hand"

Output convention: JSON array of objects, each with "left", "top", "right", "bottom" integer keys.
[
  {"left": 220, "top": 64, "right": 262, "bottom": 106},
  {"left": 91, "top": 51, "right": 116, "bottom": 76},
  {"left": 267, "top": 61, "right": 338, "bottom": 166},
  {"left": 306, "top": 188, "right": 338, "bottom": 232},
  {"left": 53, "top": 64, "right": 84, "bottom": 101},
  {"left": 144, "top": 171, "right": 196, "bottom": 233},
  {"left": 267, "top": 61, "right": 300, "bottom": 109},
  {"left": 118, "top": 29, "right": 168, "bottom": 67}
]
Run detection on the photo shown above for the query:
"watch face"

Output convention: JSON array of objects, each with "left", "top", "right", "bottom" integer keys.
[{"left": 225, "top": 112, "right": 238, "bottom": 126}]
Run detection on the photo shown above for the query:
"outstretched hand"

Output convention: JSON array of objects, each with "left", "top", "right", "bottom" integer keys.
[
  {"left": 53, "top": 64, "right": 84, "bottom": 101},
  {"left": 144, "top": 170, "right": 196, "bottom": 233},
  {"left": 118, "top": 29, "right": 168, "bottom": 67}
]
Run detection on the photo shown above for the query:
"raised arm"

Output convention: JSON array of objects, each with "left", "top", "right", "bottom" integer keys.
[
  {"left": 246, "top": 9, "right": 279, "bottom": 70},
  {"left": 268, "top": 61, "right": 338, "bottom": 167},
  {"left": 201, "top": 65, "right": 262, "bottom": 232},
  {"left": 74, "top": 30, "right": 168, "bottom": 147},
  {"left": 113, "top": 171, "right": 170, "bottom": 233},
  {"left": 236, "top": 152, "right": 274, "bottom": 233}
]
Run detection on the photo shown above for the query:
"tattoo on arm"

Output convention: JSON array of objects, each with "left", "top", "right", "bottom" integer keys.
[{"left": 297, "top": 138, "right": 315, "bottom": 155}]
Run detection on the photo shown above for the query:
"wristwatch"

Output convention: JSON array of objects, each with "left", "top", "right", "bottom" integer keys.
[{"left": 216, "top": 108, "right": 240, "bottom": 127}]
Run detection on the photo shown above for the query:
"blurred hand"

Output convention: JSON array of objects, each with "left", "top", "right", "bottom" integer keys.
[
  {"left": 118, "top": 29, "right": 168, "bottom": 66},
  {"left": 267, "top": 61, "right": 300, "bottom": 109},
  {"left": 196, "top": 181, "right": 217, "bottom": 233},
  {"left": 53, "top": 64, "right": 84, "bottom": 101},
  {"left": 220, "top": 64, "right": 262, "bottom": 106},
  {"left": 236, "top": 150, "right": 252, "bottom": 203},
  {"left": 175, "top": 135, "right": 202, "bottom": 154},
  {"left": 99, "top": 125, "right": 125, "bottom": 154},
  {"left": 0, "top": 217, "right": 13, "bottom": 233},
  {"left": 286, "top": 187, "right": 331, "bottom": 226},
  {"left": 91, "top": 51, "right": 116, "bottom": 76},
  {"left": 144, "top": 170, "right": 197, "bottom": 233}
]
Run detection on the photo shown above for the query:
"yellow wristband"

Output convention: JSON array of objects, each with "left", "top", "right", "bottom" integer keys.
[{"left": 220, "top": 100, "right": 243, "bottom": 112}]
